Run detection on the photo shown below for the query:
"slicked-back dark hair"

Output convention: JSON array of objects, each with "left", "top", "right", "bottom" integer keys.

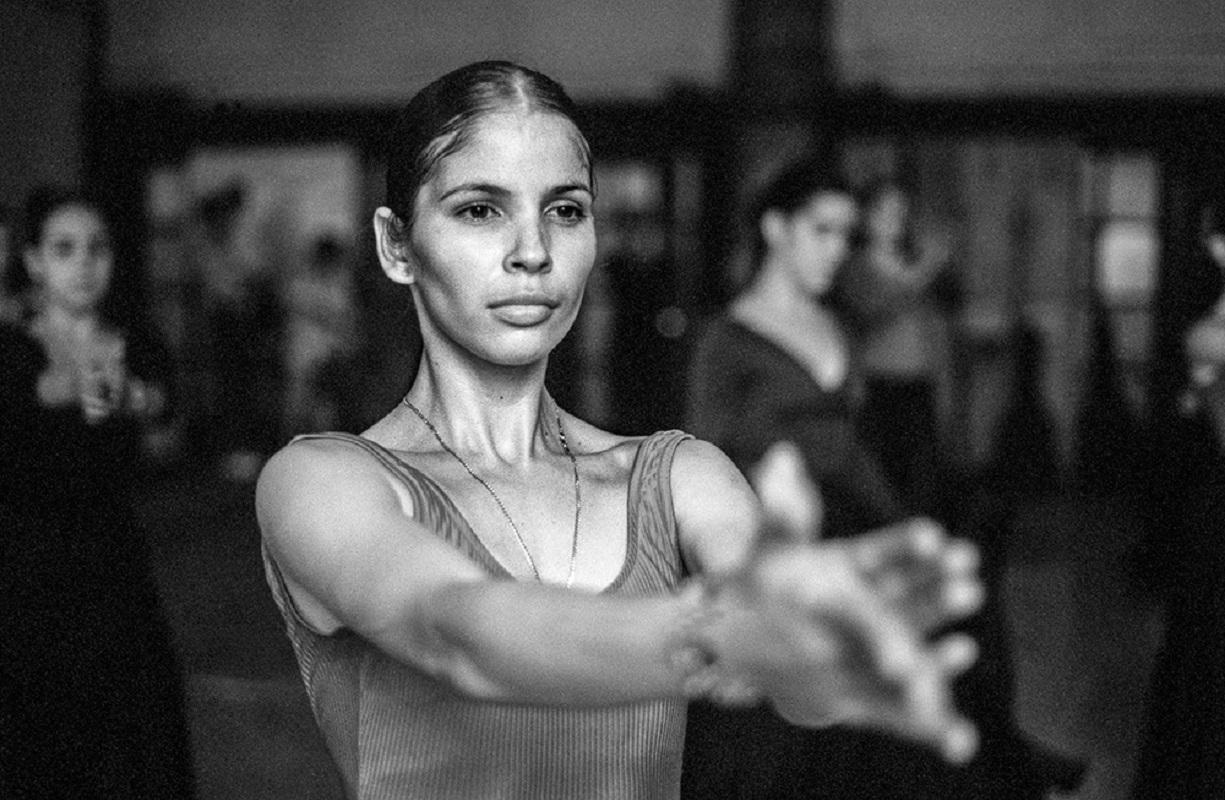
[
  {"left": 747, "top": 157, "right": 853, "bottom": 270},
  {"left": 20, "top": 185, "right": 109, "bottom": 250},
  {"left": 382, "top": 60, "right": 592, "bottom": 247}
]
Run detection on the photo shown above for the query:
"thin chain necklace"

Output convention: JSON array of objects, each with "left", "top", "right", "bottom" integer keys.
[{"left": 400, "top": 397, "right": 582, "bottom": 587}]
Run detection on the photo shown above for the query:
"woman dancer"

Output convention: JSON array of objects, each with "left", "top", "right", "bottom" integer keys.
[{"left": 257, "top": 61, "right": 982, "bottom": 800}]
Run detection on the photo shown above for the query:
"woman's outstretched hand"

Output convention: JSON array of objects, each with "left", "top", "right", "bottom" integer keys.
[
  {"left": 702, "top": 526, "right": 981, "bottom": 764},
  {"left": 699, "top": 442, "right": 984, "bottom": 763}
]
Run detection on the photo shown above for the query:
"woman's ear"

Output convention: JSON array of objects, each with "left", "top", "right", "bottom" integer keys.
[
  {"left": 759, "top": 209, "right": 787, "bottom": 253},
  {"left": 23, "top": 245, "right": 45, "bottom": 284},
  {"left": 373, "top": 207, "right": 416, "bottom": 285},
  {"left": 1207, "top": 232, "right": 1225, "bottom": 270}
]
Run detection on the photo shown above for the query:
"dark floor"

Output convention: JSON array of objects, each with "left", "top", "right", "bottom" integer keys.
[{"left": 134, "top": 467, "right": 1164, "bottom": 800}]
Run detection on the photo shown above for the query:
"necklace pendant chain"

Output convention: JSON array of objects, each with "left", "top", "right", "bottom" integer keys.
[{"left": 401, "top": 397, "right": 582, "bottom": 588}]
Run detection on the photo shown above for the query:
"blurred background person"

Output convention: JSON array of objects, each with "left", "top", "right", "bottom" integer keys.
[
  {"left": 1130, "top": 193, "right": 1225, "bottom": 800},
  {"left": 0, "top": 186, "right": 195, "bottom": 798},
  {"left": 836, "top": 177, "right": 961, "bottom": 521}
]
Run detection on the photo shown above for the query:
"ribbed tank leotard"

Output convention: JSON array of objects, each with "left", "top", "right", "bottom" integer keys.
[{"left": 263, "top": 429, "right": 693, "bottom": 800}]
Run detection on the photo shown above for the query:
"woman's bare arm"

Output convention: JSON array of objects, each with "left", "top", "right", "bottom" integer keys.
[
  {"left": 259, "top": 436, "right": 981, "bottom": 761},
  {"left": 257, "top": 437, "right": 701, "bottom": 706}
]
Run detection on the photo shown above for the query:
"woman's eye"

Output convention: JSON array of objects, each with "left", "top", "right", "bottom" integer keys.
[
  {"left": 458, "top": 203, "right": 497, "bottom": 222},
  {"left": 549, "top": 203, "right": 588, "bottom": 224}
]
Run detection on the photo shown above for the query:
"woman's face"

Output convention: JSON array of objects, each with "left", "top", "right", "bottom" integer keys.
[
  {"left": 395, "top": 108, "right": 595, "bottom": 367},
  {"left": 774, "top": 191, "right": 858, "bottom": 298},
  {"left": 25, "top": 204, "right": 113, "bottom": 315}
]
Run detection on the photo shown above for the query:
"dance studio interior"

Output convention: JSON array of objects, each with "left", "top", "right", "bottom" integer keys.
[{"left": 4, "top": 1, "right": 1224, "bottom": 798}]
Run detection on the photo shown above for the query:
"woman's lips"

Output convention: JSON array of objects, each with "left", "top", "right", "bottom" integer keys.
[{"left": 489, "top": 297, "right": 558, "bottom": 326}]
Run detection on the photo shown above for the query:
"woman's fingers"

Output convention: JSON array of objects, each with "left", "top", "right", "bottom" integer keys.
[
  {"left": 840, "top": 631, "right": 980, "bottom": 764},
  {"left": 851, "top": 517, "right": 946, "bottom": 570},
  {"left": 750, "top": 441, "right": 824, "bottom": 542},
  {"left": 849, "top": 519, "right": 984, "bottom": 631},
  {"left": 741, "top": 538, "right": 983, "bottom": 763},
  {"left": 935, "top": 632, "right": 978, "bottom": 676}
]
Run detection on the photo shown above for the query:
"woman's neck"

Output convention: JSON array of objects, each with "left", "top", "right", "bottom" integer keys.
[
  {"left": 398, "top": 350, "right": 555, "bottom": 465},
  {"left": 33, "top": 302, "right": 101, "bottom": 340},
  {"left": 738, "top": 264, "right": 827, "bottom": 322}
]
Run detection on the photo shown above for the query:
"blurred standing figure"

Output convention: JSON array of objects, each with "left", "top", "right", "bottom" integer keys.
[
  {"left": 838, "top": 178, "right": 959, "bottom": 519},
  {"left": 1131, "top": 196, "right": 1225, "bottom": 800},
  {"left": 0, "top": 187, "right": 195, "bottom": 798}
]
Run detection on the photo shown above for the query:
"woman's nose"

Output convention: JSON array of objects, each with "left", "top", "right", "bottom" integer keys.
[{"left": 505, "top": 219, "right": 551, "bottom": 273}]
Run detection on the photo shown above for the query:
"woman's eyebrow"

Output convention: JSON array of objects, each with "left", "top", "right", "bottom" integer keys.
[
  {"left": 438, "top": 181, "right": 593, "bottom": 201},
  {"left": 551, "top": 183, "right": 593, "bottom": 197},
  {"left": 438, "top": 182, "right": 511, "bottom": 201}
]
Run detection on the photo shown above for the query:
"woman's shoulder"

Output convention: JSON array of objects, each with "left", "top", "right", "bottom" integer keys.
[
  {"left": 561, "top": 417, "right": 647, "bottom": 471},
  {"left": 255, "top": 432, "right": 434, "bottom": 556},
  {"left": 689, "top": 310, "right": 765, "bottom": 369},
  {"left": 259, "top": 432, "right": 404, "bottom": 503},
  {"left": 558, "top": 418, "right": 700, "bottom": 481}
]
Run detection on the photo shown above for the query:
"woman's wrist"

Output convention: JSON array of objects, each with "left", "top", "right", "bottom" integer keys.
[{"left": 668, "top": 577, "right": 761, "bottom": 706}]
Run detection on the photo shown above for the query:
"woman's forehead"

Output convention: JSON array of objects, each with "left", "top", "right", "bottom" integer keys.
[
  {"left": 429, "top": 110, "right": 591, "bottom": 192},
  {"left": 44, "top": 205, "right": 106, "bottom": 235},
  {"left": 797, "top": 191, "right": 857, "bottom": 218}
]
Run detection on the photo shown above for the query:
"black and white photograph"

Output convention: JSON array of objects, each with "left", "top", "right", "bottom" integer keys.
[{"left": 3, "top": 2, "right": 1224, "bottom": 798}]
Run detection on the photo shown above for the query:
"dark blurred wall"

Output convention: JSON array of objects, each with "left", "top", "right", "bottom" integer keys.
[
  {"left": 834, "top": 0, "right": 1225, "bottom": 96},
  {"left": 99, "top": 0, "right": 1225, "bottom": 106},
  {"left": 104, "top": 0, "right": 730, "bottom": 104},
  {"left": 1, "top": 1, "right": 91, "bottom": 207}
]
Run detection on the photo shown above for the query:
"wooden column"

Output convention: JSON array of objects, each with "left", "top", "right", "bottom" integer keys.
[{"left": 714, "top": 0, "right": 840, "bottom": 300}]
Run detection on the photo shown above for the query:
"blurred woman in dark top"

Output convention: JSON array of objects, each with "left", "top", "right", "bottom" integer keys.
[
  {"left": 0, "top": 186, "right": 195, "bottom": 798},
  {"left": 686, "top": 164, "right": 903, "bottom": 543},
  {"left": 682, "top": 159, "right": 1080, "bottom": 800}
]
